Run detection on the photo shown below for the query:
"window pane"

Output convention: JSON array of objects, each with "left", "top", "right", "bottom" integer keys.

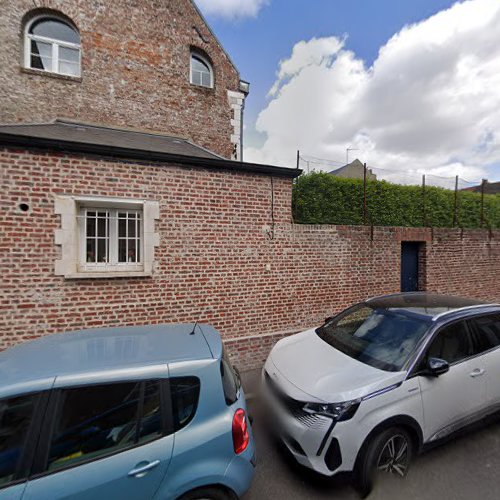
[
  {"left": 30, "top": 19, "right": 80, "bottom": 44},
  {"left": 201, "top": 72, "right": 211, "bottom": 87},
  {"left": 138, "top": 381, "right": 162, "bottom": 443},
  {"left": 191, "top": 71, "right": 202, "bottom": 86},
  {"left": 471, "top": 315, "right": 500, "bottom": 353},
  {"left": 97, "top": 239, "right": 107, "bottom": 263},
  {"left": 97, "top": 213, "right": 107, "bottom": 235},
  {"left": 128, "top": 240, "right": 136, "bottom": 263},
  {"left": 48, "top": 382, "right": 140, "bottom": 471},
  {"left": 86, "top": 239, "right": 96, "bottom": 263},
  {"left": 118, "top": 217, "right": 126, "bottom": 238},
  {"left": 86, "top": 215, "right": 95, "bottom": 237},
  {"left": 171, "top": 377, "right": 200, "bottom": 431},
  {"left": 128, "top": 219, "right": 136, "bottom": 238},
  {"left": 427, "top": 322, "right": 472, "bottom": 364},
  {"left": 58, "top": 60, "right": 80, "bottom": 77},
  {"left": 118, "top": 239, "right": 127, "bottom": 263},
  {"left": 31, "top": 40, "right": 52, "bottom": 71},
  {"left": 191, "top": 56, "right": 209, "bottom": 73},
  {"left": 0, "top": 394, "right": 37, "bottom": 486},
  {"left": 59, "top": 46, "right": 79, "bottom": 63}
]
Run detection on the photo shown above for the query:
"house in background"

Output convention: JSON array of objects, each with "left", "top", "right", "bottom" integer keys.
[
  {"left": 329, "top": 159, "right": 377, "bottom": 180},
  {"left": 462, "top": 181, "right": 500, "bottom": 195},
  {"left": 0, "top": 0, "right": 248, "bottom": 160}
]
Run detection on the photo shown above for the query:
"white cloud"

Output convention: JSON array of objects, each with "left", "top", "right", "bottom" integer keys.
[
  {"left": 245, "top": 0, "right": 500, "bottom": 184},
  {"left": 195, "top": 0, "right": 269, "bottom": 20}
]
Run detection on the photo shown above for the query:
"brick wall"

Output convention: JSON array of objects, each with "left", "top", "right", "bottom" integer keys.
[
  {"left": 1, "top": 147, "right": 499, "bottom": 370},
  {"left": 0, "top": 0, "right": 240, "bottom": 158}
]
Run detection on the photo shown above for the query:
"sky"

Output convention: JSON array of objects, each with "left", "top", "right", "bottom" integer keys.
[{"left": 195, "top": 0, "right": 500, "bottom": 183}]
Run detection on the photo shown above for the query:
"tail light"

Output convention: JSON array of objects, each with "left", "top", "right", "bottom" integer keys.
[{"left": 232, "top": 408, "right": 249, "bottom": 454}]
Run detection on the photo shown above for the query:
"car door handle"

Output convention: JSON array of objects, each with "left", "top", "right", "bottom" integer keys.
[
  {"left": 128, "top": 460, "right": 160, "bottom": 478},
  {"left": 470, "top": 368, "right": 485, "bottom": 378}
]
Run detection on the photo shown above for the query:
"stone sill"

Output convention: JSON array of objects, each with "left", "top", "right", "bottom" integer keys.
[
  {"left": 20, "top": 67, "right": 82, "bottom": 83},
  {"left": 65, "top": 271, "right": 152, "bottom": 279}
]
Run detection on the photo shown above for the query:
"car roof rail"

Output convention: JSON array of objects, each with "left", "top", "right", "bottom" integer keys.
[{"left": 432, "top": 303, "right": 500, "bottom": 321}]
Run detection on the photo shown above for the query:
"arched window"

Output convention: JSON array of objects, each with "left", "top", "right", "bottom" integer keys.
[
  {"left": 190, "top": 53, "right": 213, "bottom": 88},
  {"left": 25, "top": 16, "right": 81, "bottom": 77}
]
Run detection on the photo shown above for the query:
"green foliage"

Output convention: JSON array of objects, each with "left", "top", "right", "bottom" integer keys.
[{"left": 292, "top": 172, "right": 500, "bottom": 228}]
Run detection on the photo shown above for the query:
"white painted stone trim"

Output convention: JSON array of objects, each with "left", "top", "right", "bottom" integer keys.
[
  {"left": 54, "top": 195, "right": 160, "bottom": 278},
  {"left": 227, "top": 90, "right": 246, "bottom": 161}
]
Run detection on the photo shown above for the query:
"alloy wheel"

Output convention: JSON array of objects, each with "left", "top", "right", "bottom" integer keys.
[{"left": 376, "top": 434, "right": 409, "bottom": 477}]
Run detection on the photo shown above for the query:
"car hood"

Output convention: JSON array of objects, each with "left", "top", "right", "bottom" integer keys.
[{"left": 268, "top": 328, "right": 406, "bottom": 403}]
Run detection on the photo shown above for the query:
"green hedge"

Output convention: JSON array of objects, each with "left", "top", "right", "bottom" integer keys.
[{"left": 292, "top": 172, "right": 500, "bottom": 228}]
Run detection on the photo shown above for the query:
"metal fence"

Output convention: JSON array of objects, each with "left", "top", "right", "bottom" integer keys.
[{"left": 296, "top": 152, "right": 498, "bottom": 230}]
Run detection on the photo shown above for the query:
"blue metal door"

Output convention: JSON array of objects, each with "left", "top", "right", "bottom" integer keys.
[{"left": 401, "top": 242, "right": 419, "bottom": 292}]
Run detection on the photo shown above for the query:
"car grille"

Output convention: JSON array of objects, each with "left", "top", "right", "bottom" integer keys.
[{"left": 264, "top": 371, "right": 329, "bottom": 430}]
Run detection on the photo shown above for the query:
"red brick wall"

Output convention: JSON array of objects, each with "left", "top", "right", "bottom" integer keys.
[
  {"left": 1, "top": 148, "right": 499, "bottom": 370},
  {"left": 0, "top": 0, "right": 240, "bottom": 158}
]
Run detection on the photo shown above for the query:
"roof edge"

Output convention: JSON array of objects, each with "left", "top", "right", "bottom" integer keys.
[
  {"left": 188, "top": 0, "right": 240, "bottom": 78},
  {"left": 0, "top": 132, "right": 301, "bottom": 178}
]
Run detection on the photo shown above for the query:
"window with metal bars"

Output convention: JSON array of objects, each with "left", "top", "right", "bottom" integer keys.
[{"left": 79, "top": 208, "right": 142, "bottom": 269}]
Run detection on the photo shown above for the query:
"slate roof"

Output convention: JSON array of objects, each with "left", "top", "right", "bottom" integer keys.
[{"left": 0, "top": 120, "right": 300, "bottom": 177}]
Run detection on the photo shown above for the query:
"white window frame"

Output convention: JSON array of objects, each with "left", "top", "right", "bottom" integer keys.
[
  {"left": 78, "top": 206, "right": 143, "bottom": 273},
  {"left": 54, "top": 195, "right": 160, "bottom": 279},
  {"left": 24, "top": 15, "right": 81, "bottom": 77},
  {"left": 190, "top": 53, "right": 213, "bottom": 88}
]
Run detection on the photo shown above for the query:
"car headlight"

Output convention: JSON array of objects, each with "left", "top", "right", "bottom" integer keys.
[{"left": 303, "top": 399, "right": 360, "bottom": 421}]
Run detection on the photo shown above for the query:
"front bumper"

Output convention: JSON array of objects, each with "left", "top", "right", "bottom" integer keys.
[{"left": 261, "top": 365, "right": 356, "bottom": 476}]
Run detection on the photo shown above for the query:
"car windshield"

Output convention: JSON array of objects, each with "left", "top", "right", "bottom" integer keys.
[{"left": 316, "top": 304, "right": 430, "bottom": 371}]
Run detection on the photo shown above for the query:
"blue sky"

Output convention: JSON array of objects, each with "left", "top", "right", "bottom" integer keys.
[{"left": 196, "top": 0, "right": 500, "bottom": 182}]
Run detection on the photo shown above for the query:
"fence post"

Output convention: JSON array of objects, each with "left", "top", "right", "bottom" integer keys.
[
  {"left": 422, "top": 174, "right": 426, "bottom": 227},
  {"left": 363, "top": 163, "right": 367, "bottom": 225},
  {"left": 480, "top": 179, "right": 486, "bottom": 228},
  {"left": 453, "top": 175, "right": 459, "bottom": 227}
]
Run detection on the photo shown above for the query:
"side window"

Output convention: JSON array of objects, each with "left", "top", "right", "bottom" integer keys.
[
  {"left": 47, "top": 380, "right": 163, "bottom": 472},
  {"left": 0, "top": 393, "right": 38, "bottom": 487},
  {"left": 171, "top": 377, "right": 200, "bottom": 431},
  {"left": 220, "top": 348, "right": 240, "bottom": 405},
  {"left": 426, "top": 321, "right": 473, "bottom": 364},
  {"left": 469, "top": 314, "right": 500, "bottom": 354},
  {"left": 138, "top": 380, "right": 162, "bottom": 444}
]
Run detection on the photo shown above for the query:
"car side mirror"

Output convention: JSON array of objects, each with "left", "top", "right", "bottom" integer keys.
[{"left": 426, "top": 357, "right": 449, "bottom": 377}]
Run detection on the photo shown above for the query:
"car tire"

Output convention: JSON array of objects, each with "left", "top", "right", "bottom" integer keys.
[
  {"left": 177, "top": 486, "right": 237, "bottom": 500},
  {"left": 354, "top": 426, "right": 413, "bottom": 498}
]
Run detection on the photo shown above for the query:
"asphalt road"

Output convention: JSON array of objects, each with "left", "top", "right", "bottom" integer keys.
[{"left": 241, "top": 371, "right": 500, "bottom": 500}]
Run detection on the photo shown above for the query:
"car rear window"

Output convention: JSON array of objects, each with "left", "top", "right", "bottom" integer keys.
[
  {"left": 171, "top": 377, "right": 200, "bottom": 431},
  {"left": 220, "top": 348, "right": 240, "bottom": 405}
]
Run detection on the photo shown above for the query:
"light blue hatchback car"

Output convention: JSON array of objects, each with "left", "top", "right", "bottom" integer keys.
[{"left": 0, "top": 323, "right": 255, "bottom": 500}]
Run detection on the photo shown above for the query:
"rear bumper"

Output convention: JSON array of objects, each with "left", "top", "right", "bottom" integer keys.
[{"left": 223, "top": 439, "right": 256, "bottom": 498}]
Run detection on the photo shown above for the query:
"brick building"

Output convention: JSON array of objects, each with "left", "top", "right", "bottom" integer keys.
[
  {"left": 0, "top": 0, "right": 248, "bottom": 159},
  {"left": 1, "top": 0, "right": 499, "bottom": 370}
]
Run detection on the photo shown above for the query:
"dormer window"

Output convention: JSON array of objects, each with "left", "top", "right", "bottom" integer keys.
[
  {"left": 25, "top": 16, "right": 81, "bottom": 77},
  {"left": 190, "top": 53, "right": 213, "bottom": 88}
]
